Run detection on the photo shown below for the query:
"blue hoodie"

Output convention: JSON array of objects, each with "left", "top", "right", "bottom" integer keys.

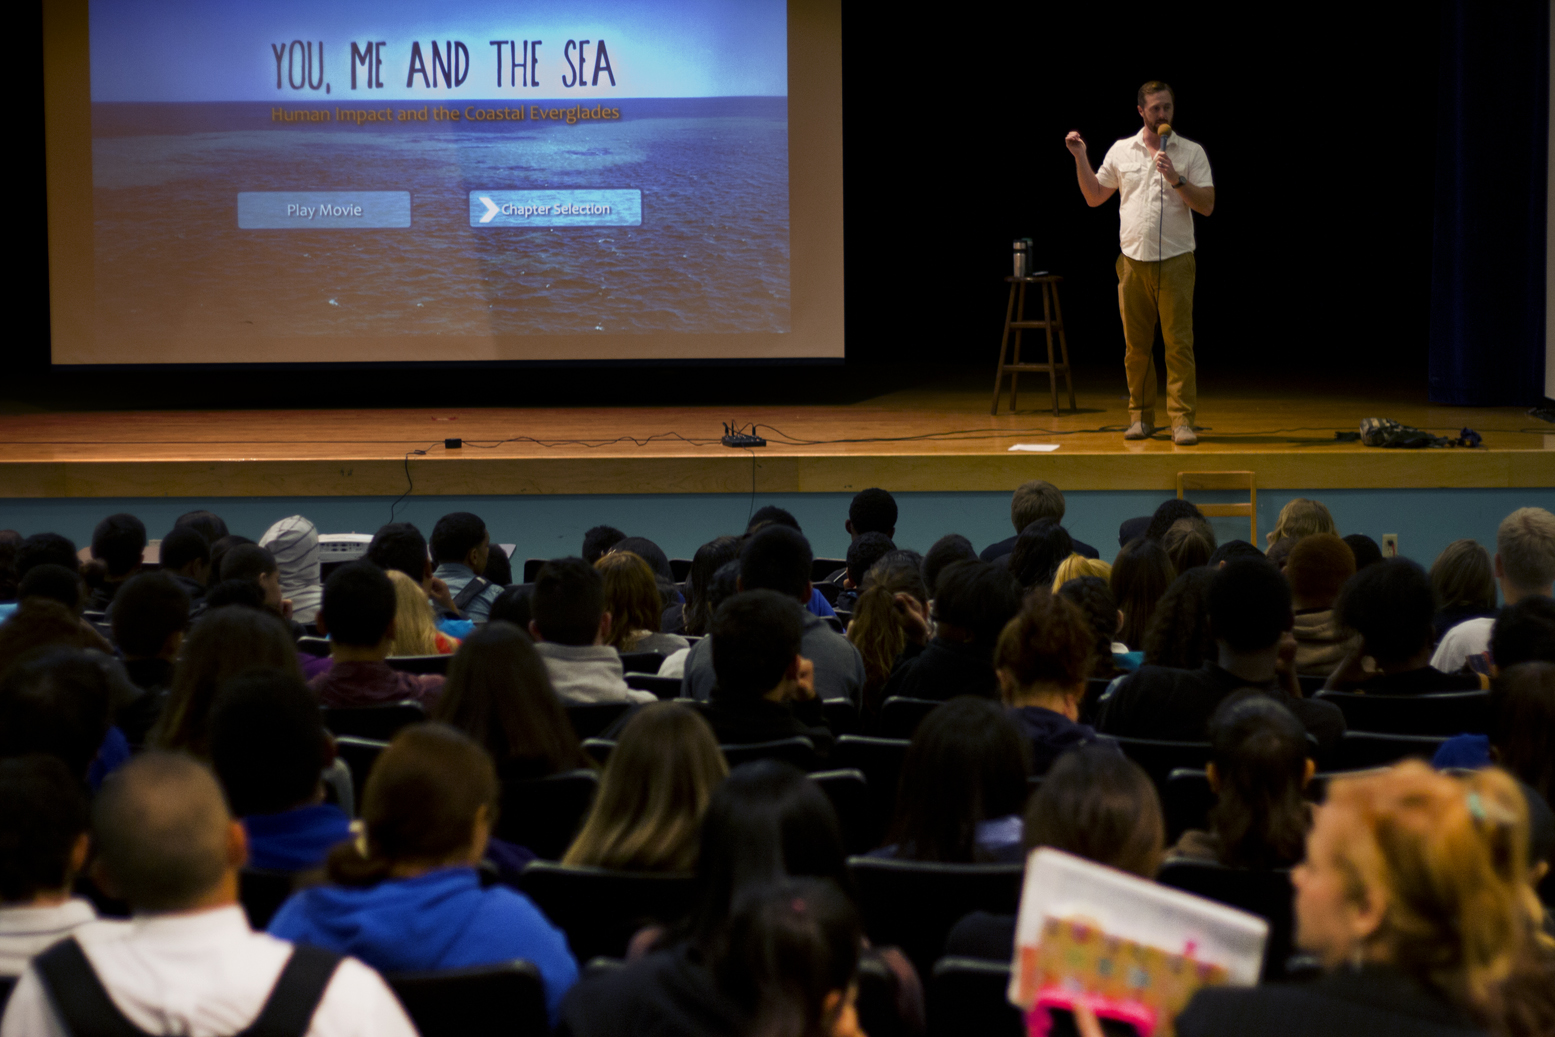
[
  {"left": 268, "top": 866, "right": 578, "bottom": 1023},
  {"left": 242, "top": 804, "right": 353, "bottom": 872}
]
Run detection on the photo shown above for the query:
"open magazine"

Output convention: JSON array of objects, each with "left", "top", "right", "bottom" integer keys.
[{"left": 1010, "top": 849, "right": 1268, "bottom": 1037}]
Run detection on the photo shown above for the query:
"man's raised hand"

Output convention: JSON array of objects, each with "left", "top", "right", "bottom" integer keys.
[
  {"left": 1154, "top": 149, "right": 1179, "bottom": 182},
  {"left": 1064, "top": 130, "right": 1087, "bottom": 157}
]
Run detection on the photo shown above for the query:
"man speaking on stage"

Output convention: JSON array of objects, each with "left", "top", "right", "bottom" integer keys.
[{"left": 1065, "top": 81, "right": 1215, "bottom": 445}]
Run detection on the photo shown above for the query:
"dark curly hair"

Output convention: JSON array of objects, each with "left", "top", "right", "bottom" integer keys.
[
  {"left": 1057, "top": 576, "right": 1122, "bottom": 679},
  {"left": 1142, "top": 567, "right": 1218, "bottom": 668}
]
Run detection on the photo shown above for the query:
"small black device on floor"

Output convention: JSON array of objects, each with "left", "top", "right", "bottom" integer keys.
[{"left": 721, "top": 423, "right": 766, "bottom": 448}]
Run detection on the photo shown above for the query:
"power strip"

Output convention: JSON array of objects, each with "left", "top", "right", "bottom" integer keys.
[{"left": 722, "top": 432, "right": 767, "bottom": 448}]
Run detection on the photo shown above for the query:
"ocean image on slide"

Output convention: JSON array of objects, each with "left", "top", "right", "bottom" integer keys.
[{"left": 89, "top": 98, "right": 789, "bottom": 344}]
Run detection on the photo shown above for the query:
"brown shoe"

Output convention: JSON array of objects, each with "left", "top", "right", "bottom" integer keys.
[{"left": 1173, "top": 425, "right": 1199, "bottom": 445}]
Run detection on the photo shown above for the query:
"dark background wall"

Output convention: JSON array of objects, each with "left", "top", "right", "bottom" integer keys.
[{"left": 13, "top": 3, "right": 1468, "bottom": 406}]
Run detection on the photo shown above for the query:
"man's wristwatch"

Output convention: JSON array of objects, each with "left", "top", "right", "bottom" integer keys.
[{"left": 1173, "top": 175, "right": 1186, "bottom": 188}]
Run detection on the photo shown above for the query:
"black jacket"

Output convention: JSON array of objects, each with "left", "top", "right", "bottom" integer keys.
[
  {"left": 981, "top": 534, "right": 1100, "bottom": 565},
  {"left": 558, "top": 947, "right": 748, "bottom": 1037},
  {"left": 882, "top": 638, "right": 999, "bottom": 702},
  {"left": 1007, "top": 705, "right": 1114, "bottom": 775}
]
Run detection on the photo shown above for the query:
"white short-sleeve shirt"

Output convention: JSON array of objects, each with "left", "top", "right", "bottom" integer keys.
[{"left": 1096, "top": 129, "right": 1214, "bottom": 262}]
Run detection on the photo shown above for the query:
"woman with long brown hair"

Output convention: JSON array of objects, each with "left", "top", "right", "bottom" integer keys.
[
  {"left": 845, "top": 552, "right": 930, "bottom": 720},
  {"left": 595, "top": 551, "right": 689, "bottom": 656}
]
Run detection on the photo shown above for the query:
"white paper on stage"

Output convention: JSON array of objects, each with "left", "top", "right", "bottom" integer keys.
[{"left": 1007, "top": 443, "right": 1061, "bottom": 452}]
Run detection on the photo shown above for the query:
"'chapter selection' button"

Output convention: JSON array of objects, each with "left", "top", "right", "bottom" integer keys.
[
  {"left": 237, "top": 191, "right": 412, "bottom": 229},
  {"left": 470, "top": 189, "right": 642, "bottom": 228}
]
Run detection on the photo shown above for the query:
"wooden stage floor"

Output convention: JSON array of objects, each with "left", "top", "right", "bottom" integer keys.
[{"left": 1, "top": 371, "right": 1551, "bottom": 498}]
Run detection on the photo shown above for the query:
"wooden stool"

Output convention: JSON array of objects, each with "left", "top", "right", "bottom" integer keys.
[{"left": 991, "top": 274, "right": 1075, "bottom": 416}]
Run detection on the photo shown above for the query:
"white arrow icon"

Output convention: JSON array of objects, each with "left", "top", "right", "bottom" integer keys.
[{"left": 478, "top": 196, "right": 500, "bottom": 223}]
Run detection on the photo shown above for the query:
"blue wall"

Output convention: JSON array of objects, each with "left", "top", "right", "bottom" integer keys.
[{"left": 3, "top": 488, "right": 1550, "bottom": 574}]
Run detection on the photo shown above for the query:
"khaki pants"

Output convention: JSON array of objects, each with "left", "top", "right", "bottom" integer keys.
[{"left": 1116, "top": 251, "right": 1197, "bottom": 429}]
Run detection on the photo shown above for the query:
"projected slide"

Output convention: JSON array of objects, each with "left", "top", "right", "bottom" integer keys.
[{"left": 76, "top": 0, "right": 801, "bottom": 363}]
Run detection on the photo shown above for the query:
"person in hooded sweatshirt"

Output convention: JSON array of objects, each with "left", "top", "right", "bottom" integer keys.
[
  {"left": 996, "top": 591, "right": 1117, "bottom": 775},
  {"left": 527, "top": 558, "right": 655, "bottom": 706},
  {"left": 267, "top": 722, "right": 578, "bottom": 1023},
  {"left": 260, "top": 514, "right": 324, "bottom": 625}
]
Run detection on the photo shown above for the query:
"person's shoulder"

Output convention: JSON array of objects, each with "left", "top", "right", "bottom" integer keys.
[{"left": 315, "top": 954, "right": 421, "bottom": 1036}]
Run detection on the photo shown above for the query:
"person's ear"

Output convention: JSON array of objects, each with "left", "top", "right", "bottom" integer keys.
[
  {"left": 422, "top": 559, "right": 434, "bottom": 582},
  {"left": 91, "top": 859, "right": 121, "bottom": 901},
  {"left": 1115, "top": 609, "right": 1126, "bottom": 636},
  {"left": 784, "top": 653, "right": 803, "bottom": 682},
  {"left": 1494, "top": 553, "right": 1504, "bottom": 580},
  {"left": 598, "top": 611, "right": 613, "bottom": 646},
  {"left": 528, "top": 620, "right": 544, "bottom": 642},
  {"left": 227, "top": 820, "right": 249, "bottom": 871},
  {"left": 1531, "top": 860, "right": 1550, "bottom": 887},
  {"left": 1349, "top": 883, "right": 1387, "bottom": 945},
  {"left": 469, "top": 803, "right": 493, "bottom": 863},
  {"left": 1302, "top": 758, "right": 1316, "bottom": 788},
  {"left": 735, "top": 576, "right": 745, "bottom": 593},
  {"left": 995, "top": 667, "right": 1018, "bottom": 704},
  {"left": 1205, "top": 761, "right": 1220, "bottom": 793},
  {"left": 845, "top": 519, "right": 855, "bottom": 537},
  {"left": 68, "top": 832, "right": 91, "bottom": 878}
]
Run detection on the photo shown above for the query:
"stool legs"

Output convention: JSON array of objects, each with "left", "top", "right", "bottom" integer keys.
[
  {"left": 990, "top": 281, "right": 1018, "bottom": 415},
  {"left": 992, "top": 276, "right": 1072, "bottom": 417}
]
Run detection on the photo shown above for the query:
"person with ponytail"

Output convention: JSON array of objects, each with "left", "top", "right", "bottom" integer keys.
[
  {"left": 1176, "top": 761, "right": 1530, "bottom": 1036},
  {"left": 845, "top": 551, "right": 931, "bottom": 720},
  {"left": 267, "top": 724, "right": 578, "bottom": 1024},
  {"left": 1168, "top": 692, "right": 1313, "bottom": 869}
]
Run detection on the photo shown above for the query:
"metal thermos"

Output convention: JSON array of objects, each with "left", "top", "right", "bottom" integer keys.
[{"left": 1013, "top": 239, "right": 1031, "bottom": 278}]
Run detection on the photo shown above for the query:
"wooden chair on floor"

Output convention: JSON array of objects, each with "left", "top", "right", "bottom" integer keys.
[
  {"left": 1177, "top": 471, "right": 1257, "bottom": 543},
  {"left": 990, "top": 274, "right": 1075, "bottom": 416}
]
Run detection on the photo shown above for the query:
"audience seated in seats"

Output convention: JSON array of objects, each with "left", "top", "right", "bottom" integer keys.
[
  {"left": 834, "top": 531, "right": 895, "bottom": 613},
  {"left": 174, "top": 509, "right": 230, "bottom": 545},
  {"left": 267, "top": 724, "right": 579, "bottom": 1023},
  {"left": 1057, "top": 574, "right": 1136, "bottom": 678},
  {"left": 743, "top": 510, "right": 839, "bottom": 620},
  {"left": 1487, "top": 598, "right": 1555, "bottom": 670},
  {"left": 1050, "top": 554, "right": 1112, "bottom": 591},
  {"left": 701, "top": 590, "right": 835, "bottom": 757},
  {"left": 846, "top": 551, "right": 932, "bottom": 721},
  {"left": 0, "top": 752, "right": 416, "bottom": 1037},
  {"left": 945, "top": 745, "right": 1164, "bottom": 962},
  {"left": 1140, "top": 566, "right": 1219, "bottom": 670},
  {"left": 309, "top": 563, "right": 445, "bottom": 711},
  {"left": 582, "top": 525, "right": 627, "bottom": 565},
  {"left": 0, "top": 529, "right": 21, "bottom": 603},
  {"left": 1265, "top": 535, "right": 1298, "bottom": 572},
  {"left": 108, "top": 572, "right": 190, "bottom": 747},
  {"left": 84, "top": 513, "right": 146, "bottom": 612},
  {"left": 0, "top": 648, "right": 123, "bottom": 790},
  {"left": 202, "top": 578, "right": 269, "bottom": 613},
  {"left": 220, "top": 543, "right": 295, "bottom": 626},
  {"left": 881, "top": 560, "right": 1022, "bottom": 703},
  {"left": 675, "top": 536, "right": 743, "bottom": 638},
  {"left": 1265, "top": 498, "right": 1338, "bottom": 553},
  {"left": 1432, "top": 539, "right": 1500, "bottom": 644},
  {"left": 429, "top": 511, "right": 503, "bottom": 622},
  {"left": 207, "top": 534, "right": 255, "bottom": 592},
  {"left": 0, "top": 756, "right": 98, "bottom": 978},
  {"left": 1007, "top": 518, "right": 1074, "bottom": 591},
  {"left": 528, "top": 558, "right": 655, "bottom": 706},
  {"left": 846, "top": 487, "right": 898, "bottom": 541},
  {"left": 595, "top": 551, "right": 689, "bottom": 656},
  {"left": 154, "top": 605, "right": 305, "bottom": 757},
  {"left": 609, "top": 537, "right": 686, "bottom": 612},
  {"left": 921, "top": 533, "right": 978, "bottom": 598},
  {"left": 981, "top": 480, "right": 1099, "bottom": 564},
  {"left": 1144, "top": 499, "right": 1206, "bottom": 544},
  {"left": 998, "top": 593, "right": 1116, "bottom": 774},
  {"left": 0, "top": 574, "right": 113, "bottom": 675},
  {"left": 1098, "top": 558, "right": 1346, "bottom": 756},
  {"left": 260, "top": 515, "right": 324, "bottom": 625},
  {"left": 0, "top": 534, "right": 80, "bottom": 624},
  {"left": 366, "top": 522, "right": 470, "bottom": 639},
  {"left": 874, "top": 696, "right": 1030, "bottom": 863},
  {"left": 1343, "top": 532, "right": 1385, "bottom": 571},
  {"left": 561, "top": 876, "right": 866, "bottom": 1037},
  {"left": 1208, "top": 539, "right": 1265, "bottom": 567},
  {"left": 481, "top": 542, "right": 513, "bottom": 586},
  {"left": 563, "top": 701, "right": 727, "bottom": 872},
  {"left": 1163, "top": 516, "right": 1217, "bottom": 574},
  {"left": 210, "top": 669, "right": 351, "bottom": 874},
  {"left": 487, "top": 583, "right": 533, "bottom": 627},
  {"left": 682, "top": 527, "right": 865, "bottom": 707},
  {"left": 1328, "top": 558, "right": 1485, "bottom": 694},
  {"left": 1284, "top": 533, "right": 1359, "bottom": 678},
  {"left": 432, "top": 621, "right": 591, "bottom": 781},
  {"left": 1169, "top": 693, "right": 1314, "bottom": 869},
  {"left": 1433, "top": 507, "right": 1555, "bottom": 674},
  {"left": 664, "top": 558, "right": 742, "bottom": 680},
  {"left": 1111, "top": 537, "right": 1176, "bottom": 652},
  {"left": 383, "top": 570, "right": 459, "bottom": 656},
  {"left": 156, "top": 526, "right": 210, "bottom": 609},
  {"left": 1435, "top": 662, "right": 1555, "bottom": 793},
  {"left": 1175, "top": 762, "right": 1534, "bottom": 1037}
]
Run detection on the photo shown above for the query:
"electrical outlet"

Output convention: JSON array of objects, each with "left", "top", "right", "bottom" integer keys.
[{"left": 1382, "top": 533, "right": 1399, "bottom": 557}]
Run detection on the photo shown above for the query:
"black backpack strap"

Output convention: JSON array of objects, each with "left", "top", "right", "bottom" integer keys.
[
  {"left": 34, "top": 937, "right": 148, "bottom": 1037},
  {"left": 452, "top": 576, "right": 492, "bottom": 613},
  {"left": 237, "top": 944, "right": 343, "bottom": 1037}
]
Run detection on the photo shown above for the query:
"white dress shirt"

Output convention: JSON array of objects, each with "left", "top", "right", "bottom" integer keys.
[
  {"left": 0, "top": 905, "right": 416, "bottom": 1037},
  {"left": 1096, "top": 129, "right": 1214, "bottom": 262},
  {"left": 1430, "top": 616, "right": 1494, "bottom": 673},
  {"left": 0, "top": 899, "right": 99, "bottom": 977}
]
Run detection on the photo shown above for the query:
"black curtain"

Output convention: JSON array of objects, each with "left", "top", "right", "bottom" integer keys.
[{"left": 1429, "top": 0, "right": 1549, "bottom": 405}]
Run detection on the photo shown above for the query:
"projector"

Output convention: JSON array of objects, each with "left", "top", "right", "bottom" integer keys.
[{"left": 318, "top": 533, "right": 374, "bottom": 578}]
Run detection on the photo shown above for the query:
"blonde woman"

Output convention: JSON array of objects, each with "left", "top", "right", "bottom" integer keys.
[
  {"left": 386, "top": 569, "right": 459, "bottom": 655},
  {"left": 1049, "top": 555, "right": 1112, "bottom": 593},
  {"left": 563, "top": 702, "right": 727, "bottom": 872},
  {"left": 1266, "top": 498, "right": 1338, "bottom": 550}
]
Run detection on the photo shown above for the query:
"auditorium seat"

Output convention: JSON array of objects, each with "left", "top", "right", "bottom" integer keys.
[
  {"left": 238, "top": 868, "right": 296, "bottom": 931},
  {"left": 0, "top": 975, "right": 16, "bottom": 1014},
  {"left": 1297, "top": 674, "right": 1325, "bottom": 696},
  {"left": 720, "top": 736, "right": 819, "bottom": 771},
  {"left": 496, "top": 769, "right": 599, "bottom": 860},
  {"left": 1079, "top": 678, "right": 1113, "bottom": 725},
  {"left": 1161, "top": 768, "right": 1217, "bottom": 845},
  {"left": 1111, "top": 736, "right": 1213, "bottom": 787},
  {"left": 813, "top": 581, "right": 843, "bottom": 606},
  {"left": 617, "top": 651, "right": 665, "bottom": 675},
  {"left": 386, "top": 960, "right": 549, "bottom": 1037},
  {"left": 516, "top": 863, "right": 697, "bottom": 963},
  {"left": 385, "top": 654, "right": 450, "bottom": 676},
  {"left": 335, "top": 735, "right": 389, "bottom": 796},
  {"left": 821, "top": 697, "right": 860, "bottom": 735},
  {"left": 856, "top": 954, "right": 913, "bottom": 1037},
  {"left": 321, "top": 757, "right": 355, "bottom": 817},
  {"left": 564, "top": 701, "right": 632, "bottom": 740},
  {"left": 928, "top": 958, "right": 1023, "bottom": 1037},
  {"left": 810, "top": 769, "right": 872, "bottom": 854},
  {"left": 832, "top": 736, "right": 911, "bottom": 846},
  {"left": 669, "top": 558, "right": 693, "bottom": 582},
  {"left": 1156, "top": 859, "right": 1295, "bottom": 981},
  {"left": 624, "top": 674, "right": 681, "bottom": 700},
  {"left": 522, "top": 558, "right": 546, "bottom": 582},
  {"left": 580, "top": 738, "right": 615, "bottom": 768},
  {"left": 322, "top": 701, "right": 425, "bottom": 740},
  {"left": 297, "top": 635, "right": 332, "bottom": 656},
  {"left": 878, "top": 696, "right": 940, "bottom": 739},
  {"left": 812, "top": 558, "right": 847, "bottom": 582},
  {"left": 846, "top": 857, "right": 1025, "bottom": 979},
  {"left": 1332, "top": 731, "right": 1448, "bottom": 771},
  {"left": 1313, "top": 690, "right": 1491, "bottom": 736}
]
